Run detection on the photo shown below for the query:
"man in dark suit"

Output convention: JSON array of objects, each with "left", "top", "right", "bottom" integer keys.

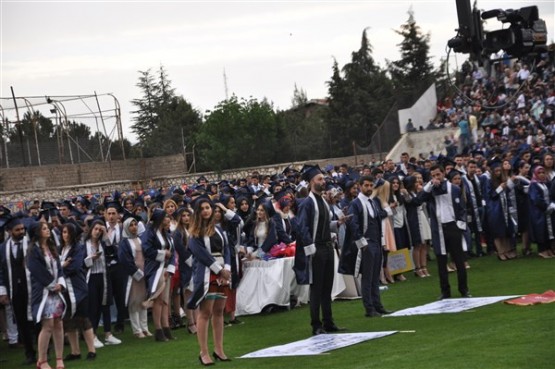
[
  {"left": 0, "top": 217, "right": 37, "bottom": 365},
  {"left": 340, "top": 176, "right": 393, "bottom": 317},
  {"left": 293, "top": 165, "right": 348, "bottom": 335},
  {"left": 419, "top": 165, "right": 471, "bottom": 300}
]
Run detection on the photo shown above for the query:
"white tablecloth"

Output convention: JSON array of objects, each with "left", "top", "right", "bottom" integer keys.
[{"left": 236, "top": 254, "right": 356, "bottom": 316}]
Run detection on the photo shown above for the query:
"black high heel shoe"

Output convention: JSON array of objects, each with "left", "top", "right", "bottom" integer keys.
[
  {"left": 213, "top": 352, "right": 232, "bottom": 362},
  {"left": 198, "top": 355, "right": 214, "bottom": 366}
]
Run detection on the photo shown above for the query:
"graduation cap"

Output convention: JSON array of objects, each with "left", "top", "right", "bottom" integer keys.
[
  {"left": 301, "top": 164, "right": 323, "bottom": 182},
  {"left": 254, "top": 189, "right": 269, "bottom": 200},
  {"left": 192, "top": 193, "right": 213, "bottom": 211},
  {"left": 407, "top": 163, "right": 419, "bottom": 171},
  {"left": 323, "top": 164, "right": 334, "bottom": 173},
  {"left": 196, "top": 175, "right": 208, "bottom": 184},
  {"left": 105, "top": 201, "right": 124, "bottom": 214},
  {"left": 488, "top": 157, "right": 503, "bottom": 169},
  {"left": 86, "top": 216, "right": 105, "bottom": 229},
  {"left": 75, "top": 196, "right": 91, "bottom": 209},
  {"left": 113, "top": 190, "right": 122, "bottom": 202},
  {"left": 173, "top": 187, "right": 185, "bottom": 196},
  {"left": 122, "top": 210, "right": 142, "bottom": 223},
  {"left": 447, "top": 169, "right": 463, "bottom": 181},
  {"left": 59, "top": 200, "right": 74, "bottom": 210},
  {"left": 282, "top": 166, "right": 297, "bottom": 176},
  {"left": 374, "top": 178, "right": 386, "bottom": 189}
]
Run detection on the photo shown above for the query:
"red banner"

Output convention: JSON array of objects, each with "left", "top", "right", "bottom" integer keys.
[{"left": 504, "top": 290, "right": 555, "bottom": 306}]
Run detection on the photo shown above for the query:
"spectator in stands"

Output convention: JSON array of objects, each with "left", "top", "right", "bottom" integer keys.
[{"left": 406, "top": 118, "right": 416, "bottom": 132}]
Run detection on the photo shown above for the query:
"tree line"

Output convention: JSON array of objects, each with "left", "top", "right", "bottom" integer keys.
[{"left": 3, "top": 11, "right": 449, "bottom": 170}]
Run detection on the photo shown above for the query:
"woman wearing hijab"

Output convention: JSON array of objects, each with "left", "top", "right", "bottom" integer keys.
[
  {"left": 187, "top": 196, "right": 232, "bottom": 365},
  {"left": 118, "top": 215, "right": 151, "bottom": 338},
  {"left": 60, "top": 222, "right": 96, "bottom": 362},
  {"left": 141, "top": 209, "right": 176, "bottom": 342},
  {"left": 26, "top": 222, "right": 66, "bottom": 369},
  {"left": 528, "top": 165, "right": 555, "bottom": 258}
]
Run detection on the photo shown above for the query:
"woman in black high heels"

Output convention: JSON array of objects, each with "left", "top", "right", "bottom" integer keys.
[{"left": 187, "top": 197, "right": 232, "bottom": 366}]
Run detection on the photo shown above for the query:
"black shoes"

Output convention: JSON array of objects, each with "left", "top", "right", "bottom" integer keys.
[
  {"left": 198, "top": 355, "right": 214, "bottom": 366},
  {"left": 64, "top": 353, "right": 81, "bottom": 361},
  {"left": 324, "top": 325, "right": 346, "bottom": 332},
  {"left": 86, "top": 352, "right": 97, "bottom": 361},
  {"left": 113, "top": 323, "right": 124, "bottom": 334},
  {"left": 213, "top": 352, "right": 232, "bottom": 361},
  {"left": 365, "top": 310, "right": 382, "bottom": 317},
  {"left": 376, "top": 308, "right": 394, "bottom": 315},
  {"left": 162, "top": 327, "right": 176, "bottom": 340},
  {"left": 461, "top": 293, "right": 473, "bottom": 298},
  {"left": 438, "top": 294, "right": 451, "bottom": 300},
  {"left": 155, "top": 329, "right": 168, "bottom": 342},
  {"left": 312, "top": 327, "right": 327, "bottom": 335}
]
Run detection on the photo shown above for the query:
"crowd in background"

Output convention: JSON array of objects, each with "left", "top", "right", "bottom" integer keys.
[{"left": 1, "top": 55, "right": 555, "bottom": 367}]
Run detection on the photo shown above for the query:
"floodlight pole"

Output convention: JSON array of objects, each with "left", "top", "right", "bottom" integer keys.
[
  {"left": 10, "top": 87, "right": 27, "bottom": 166},
  {"left": 0, "top": 105, "right": 9, "bottom": 168}
]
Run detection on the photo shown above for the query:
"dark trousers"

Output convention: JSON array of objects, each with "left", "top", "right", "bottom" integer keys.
[
  {"left": 109, "top": 264, "right": 128, "bottom": 326},
  {"left": 309, "top": 243, "right": 335, "bottom": 329},
  {"left": 12, "top": 286, "right": 36, "bottom": 360},
  {"left": 361, "top": 245, "right": 383, "bottom": 314},
  {"left": 436, "top": 222, "right": 469, "bottom": 296},
  {"left": 88, "top": 273, "right": 112, "bottom": 333}
]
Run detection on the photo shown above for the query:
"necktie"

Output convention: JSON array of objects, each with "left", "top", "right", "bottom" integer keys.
[
  {"left": 12, "top": 241, "right": 19, "bottom": 258},
  {"left": 368, "top": 199, "right": 375, "bottom": 218}
]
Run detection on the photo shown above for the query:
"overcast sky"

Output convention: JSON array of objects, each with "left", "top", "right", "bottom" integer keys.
[{"left": 1, "top": 0, "right": 554, "bottom": 143}]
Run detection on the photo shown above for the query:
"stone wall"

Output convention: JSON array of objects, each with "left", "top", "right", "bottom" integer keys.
[{"left": 0, "top": 153, "right": 384, "bottom": 207}]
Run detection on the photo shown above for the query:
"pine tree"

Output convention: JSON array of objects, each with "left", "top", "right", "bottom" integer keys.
[
  {"left": 327, "top": 29, "right": 395, "bottom": 156},
  {"left": 388, "top": 8, "right": 436, "bottom": 108},
  {"left": 291, "top": 83, "right": 308, "bottom": 108},
  {"left": 131, "top": 69, "right": 158, "bottom": 144}
]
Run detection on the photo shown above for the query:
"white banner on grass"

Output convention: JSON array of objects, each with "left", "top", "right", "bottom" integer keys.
[
  {"left": 386, "top": 295, "right": 521, "bottom": 317},
  {"left": 240, "top": 331, "right": 397, "bottom": 358}
]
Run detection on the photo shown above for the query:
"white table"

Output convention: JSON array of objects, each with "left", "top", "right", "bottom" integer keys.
[{"left": 236, "top": 254, "right": 356, "bottom": 316}]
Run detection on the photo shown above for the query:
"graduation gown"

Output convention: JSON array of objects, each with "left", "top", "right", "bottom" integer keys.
[
  {"left": 172, "top": 229, "right": 193, "bottom": 290},
  {"left": 483, "top": 177, "right": 515, "bottom": 239},
  {"left": 141, "top": 227, "right": 176, "bottom": 298},
  {"left": 403, "top": 191, "right": 425, "bottom": 246},
  {"left": 27, "top": 243, "right": 67, "bottom": 323},
  {"left": 60, "top": 243, "right": 88, "bottom": 317},
  {"left": 528, "top": 181, "right": 554, "bottom": 244},
  {"left": 220, "top": 210, "right": 243, "bottom": 288},
  {"left": 339, "top": 195, "right": 382, "bottom": 277},
  {"left": 418, "top": 180, "right": 467, "bottom": 255},
  {"left": 0, "top": 237, "right": 33, "bottom": 321},
  {"left": 118, "top": 237, "right": 145, "bottom": 306},
  {"left": 187, "top": 226, "right": 231, "bottom": 309},
  {"left": 293, "top": 192, "right": 339, "bottom": 285}
]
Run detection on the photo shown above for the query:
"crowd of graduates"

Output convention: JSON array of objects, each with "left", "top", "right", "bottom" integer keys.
[{"left": 1, "top": 56, "right": 555, "bottom": 368}]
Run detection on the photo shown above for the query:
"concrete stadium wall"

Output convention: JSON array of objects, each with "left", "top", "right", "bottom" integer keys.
[
  {"left": 398, "top": 83, "right": 438, "bottom": 133},
  {"left": 0, "top": 153, "right": 385, "bottom": 206},
  {"left": 386, "top": 127, "right": 458, "bottom": 161}
]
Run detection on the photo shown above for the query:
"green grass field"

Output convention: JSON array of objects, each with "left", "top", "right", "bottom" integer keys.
[{"left": 3, "top": 250, "right": 554, "bottom": 369}]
